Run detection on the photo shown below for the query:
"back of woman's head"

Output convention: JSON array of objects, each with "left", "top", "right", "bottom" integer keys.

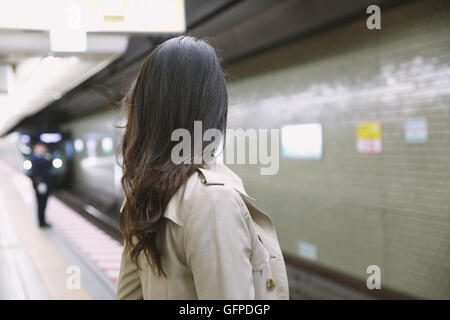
[{"left": 120, "top": 36, "right": 228, "bottom": 276}]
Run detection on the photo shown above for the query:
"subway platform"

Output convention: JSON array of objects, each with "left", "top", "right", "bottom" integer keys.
[{"left": 0, "top": 159, "right": 121, "bottom": 299}]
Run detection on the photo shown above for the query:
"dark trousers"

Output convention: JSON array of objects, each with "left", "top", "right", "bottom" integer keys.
[{"left": 34, "top": 189, "right": 49, "bottom": 225}]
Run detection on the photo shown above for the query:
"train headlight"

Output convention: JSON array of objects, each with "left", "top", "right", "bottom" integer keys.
[
  {"left": 23, "top": 160, "right": 32, "bottom": 170},
  {"left": 52, "top": 158, "right": 63, "bottom": 168}
]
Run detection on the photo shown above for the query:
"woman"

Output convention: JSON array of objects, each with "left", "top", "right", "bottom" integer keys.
[{"left": 117, "top": 36, "right": 289, "bottom": 300}]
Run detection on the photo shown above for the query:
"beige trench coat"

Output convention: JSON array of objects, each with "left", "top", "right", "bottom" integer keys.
[{"left": 116, "top": 163, "right": 289, "bottom": 300}]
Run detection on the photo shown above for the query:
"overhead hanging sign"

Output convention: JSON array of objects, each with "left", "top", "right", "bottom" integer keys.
[
  {"left": 0, "top": 0, "right": 186, "bottom": 33},
  {"left": 356, "top": 121, "right": 382, "bottom": 154}
]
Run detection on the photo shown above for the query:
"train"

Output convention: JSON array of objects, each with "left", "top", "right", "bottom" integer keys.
[{"left": 0, "top": 131, "right": 72, "bottom": 187}]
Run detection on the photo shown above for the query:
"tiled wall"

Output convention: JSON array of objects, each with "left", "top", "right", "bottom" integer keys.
[{"left": 226, "top": 0, "right": 450, "bottom": 299}]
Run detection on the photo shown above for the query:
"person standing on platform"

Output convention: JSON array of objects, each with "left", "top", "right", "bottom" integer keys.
[
  {"left": 29, "top": 143, "right": 53, "bottom": 228},
  {"left": 117, "top": 36, "right": 289, "bottom": 300}
]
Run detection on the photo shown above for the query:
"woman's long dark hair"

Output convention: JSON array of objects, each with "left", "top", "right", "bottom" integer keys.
[{"left": 120, "top": 36, "right": 228, "bottom": 276}]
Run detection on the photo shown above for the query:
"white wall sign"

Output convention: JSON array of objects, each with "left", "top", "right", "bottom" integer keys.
[
  {"left": 405, "top": 118, "right": 427, "bottom": 143},
  {"left": 281, "top": 123, "right": 323, "bottom": 159}
]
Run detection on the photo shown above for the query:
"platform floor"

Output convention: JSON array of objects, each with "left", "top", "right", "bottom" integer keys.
[{"left": 0, "top": 160, "right": 122, "bottom": 299}]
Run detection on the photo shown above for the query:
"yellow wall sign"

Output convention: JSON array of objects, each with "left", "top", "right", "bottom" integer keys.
[
  {"left": 356, "top": 122, "right": 382, "bottom": 153},
  {"left": 357, "top": 122, "right": 381, "bottom": 139}
]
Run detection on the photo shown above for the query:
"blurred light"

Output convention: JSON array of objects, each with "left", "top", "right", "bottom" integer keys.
[
  {"left": 52, "top": 158, "right": 63, "bottom": 168},
  {"left": 20, "top": 134, "right": 31, "bottom": 144},
  {"left": 101, "top": 137, "right": 114, "bottom": 154},
  {"left": 40, "top": 133, "right": 62, "bottom": 143},
  {"left": 23, "top": 160, "right": 32, "bottom": 170},
  {"left": 74, "top": 139, "right": 84, "bottom": 153}
]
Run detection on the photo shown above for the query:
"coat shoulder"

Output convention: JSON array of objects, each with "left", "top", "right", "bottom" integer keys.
[{"left": 163, "top": 168, "right": 245, "bottom": 226}]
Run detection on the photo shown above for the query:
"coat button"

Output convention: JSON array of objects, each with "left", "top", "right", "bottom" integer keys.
[{"left": 266, "top": 277, "right": 276, "bottom": 290}]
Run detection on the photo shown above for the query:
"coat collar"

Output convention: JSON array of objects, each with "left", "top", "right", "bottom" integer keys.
[
  {"left": 197, "top": 163, "right": 275, "bottom": 227},
  {"left": 198, "top": 162, "right": 255, "bottom": 201},
  {"left": 162, "top": 163, "right": 255, "bottom": 226}
]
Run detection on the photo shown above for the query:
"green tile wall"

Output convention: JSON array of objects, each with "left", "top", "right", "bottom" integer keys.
[{"left": 226, "top": 0, "right": 450, "bottom": 299}]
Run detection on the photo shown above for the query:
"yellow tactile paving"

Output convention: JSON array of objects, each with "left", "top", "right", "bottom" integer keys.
[{"left": 0, "top": 160, "right": 91, "bottom": 299}]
